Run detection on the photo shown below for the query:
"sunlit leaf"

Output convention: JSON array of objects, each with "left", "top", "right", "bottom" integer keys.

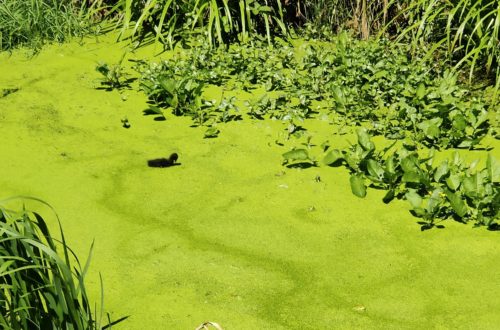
[{"left": 350, "top": 174, "right": 367, "bottom": 198}]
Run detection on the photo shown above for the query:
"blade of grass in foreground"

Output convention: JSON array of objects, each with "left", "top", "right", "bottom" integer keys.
[{"left": 0, "top": 196, "right": 127, "bottom": 329}]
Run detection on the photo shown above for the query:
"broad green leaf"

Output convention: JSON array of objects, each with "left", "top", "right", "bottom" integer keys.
[
  {"left": 401, "top": 156, "right": 418, "bottom": 173},
  {"left": 147, "top": 105, "right": 163, "bottom": 115},
  {"left": 474, "top": 110, "right": 489, "bottom": 128},
  {"left": 344, "top": 151, "right": 360, "bottom": 170},
  {"left": 434, "top": 161, "right": 449, "bottom": 182},
  {"left": 445, "top": 189, "right": 467, "bottom": 218},
  {"left": 372, "top": 70, "right": 388, "bottom": 80},
  {"left": 323, "top": 149, "right": 343, "bottom": 165},
  {"left": 204, "top": 127, "right": 220, "bottom": 138},
  {"left": 426, "top": 189, "right": 443, "bottom": 214},
  {"left": 405, "top": 189, "right": 422, "bottom": 208},
  {"left": 416, "top": 83, "right": 426, "bottom": 99},
  {"left": 159, "top": 77, "right": 176, "bottom": 94},
  {"left": 282, "top": 149, "right": 309, "bottom": 162},
  {"left": 445, "top": 174, "right": 461, "bottom": 191},
  {"left": 417, "top": 118, "right": 442, "bottom": 138},
  {"left": 452, "top": 114, "right": 467, "bottom": 131},
  {"left": 402, "top": 171, "right": 421, "bottom": 183},
  {"left": 332, "top": 86, "right": 346, "bottom": 105},
  {"left": 356, "top": 128, "right": 374, "bottom": 151},
  {"left": 367, "top": 159, "right": 384, "bottom": 180},
  {"left": 350, "top": 174, "right": 366, "bottom": 198},
  {"left": 486, "top": 154, "right": 500, "bottom": 183},
  {"left": 462, "top": 173, "right": 483, "bottom": 198},
  {"left": 385, "top": 155, "right": 397, "bottom": 174},
  {"left": 426, "top": 124, "right": 441, "bottom": 138},
  {"left": 382, "top": 189, "right": 395, "bottom": 204}
]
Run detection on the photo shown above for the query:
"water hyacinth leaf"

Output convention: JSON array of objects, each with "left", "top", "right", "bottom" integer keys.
[
  {"left": 402, "top": 171, "right": 421, "bottom": 183},
  {"left": 427, "top": 189, "right": 443, "bottom": 213},
  {"left": 367, "top": 159, "right": 384, "bottom": 180},
  {"left": 462, "top": 173, "right": 483, "bottom": 198},
  {"left": 350, "top": 174, "right": 366, "bottom": 198},
  {"left": 356, "top": 128, "right": 374, "bottom": 151},
  {"left": 405, "top": 189, "right": 422, "bottom": 209},
  {"left": 344, "top": 152, "right": 360, "bottom": 170},
  {"left": 445, "top": 189, "right": 468, "bottom": 218},
  {"left": 418, "top": 118, "right": 442, "bottom": 139},
  {"left": 382, "top": 189, "right": 395, "bottom": 204},
  {"left": 434, "top": 161, "right": 449, "bottom": 182},
  {"left": 486, "top": 154, "right": 500, "bottom": 183},
  {"left": 446, "top": 174, "right": 461, "bottom": 191},
  {"left": 146, "top": 105, "right": 163, "bottom": 115},
  {"left": 401, "top": 156, "right": 418, "bottom": 173},
  {"left": 452, "top": 114, "right": 467, "bottom": 131},
  {"left": 323, "top": 149, "right": 343, "bottom": 165},
  {"left": 474, "top": 110, "right": 489, "bottom": 129},
  {"left": 416, "top": 83, "right": 426, "bottom": 99},
  {"left": 204, "top": 127, "right": 220, "bottom": 138},
  {"left": 282, "top": 148, "right": 309, "bottom": 162},
  {"left": 385, "top": 155, "right": 397, "bottom": 174},
  {"left": 159, "top": 77, "right": 176, "bottom": 94}
]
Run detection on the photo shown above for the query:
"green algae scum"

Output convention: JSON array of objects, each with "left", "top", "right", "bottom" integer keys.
[
  {"left": 0, "top": 33, "right": 498, "bottom": 329},
  {"left": 1, "top": 1, "right": 500, "bottom": 327}
]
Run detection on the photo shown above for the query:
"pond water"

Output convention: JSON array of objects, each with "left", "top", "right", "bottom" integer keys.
[{"left": 0, "top": 34, "right": 499, "bottom": 329}]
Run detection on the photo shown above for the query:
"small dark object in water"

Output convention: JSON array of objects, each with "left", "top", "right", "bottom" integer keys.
[
  {"left": 147, "top": 153, "right": 179, "bottom": 168},
  {"left": 121, "top": 118, "right": 131, "bottom": 129}
]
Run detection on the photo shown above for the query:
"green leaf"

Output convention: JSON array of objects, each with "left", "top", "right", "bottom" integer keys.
[
  {"left": 401, "top": 156, "right": 418, "bottom": 173},
  {"left": 486, "top": 154, "right": 500, "bottom": 183},
  {"left": 385, "top": 155, "right": 397, "bottom": 174},
  {"left": 282, "top": 149, "right": 309, "bottom": 162},
  {"left": 402, "top": 171, "right": 421, "bottom": 183},
  {"left": 344, "top": 152, "right": 360, "bottom": 170},
  {"left": 417, "top": 118, "right": 442, "bottom": 138},
  {"left": 367, "top": 159, "right": 384, "bottom": 180},
  {"left": 204, "top": 127, "right": 220, "bottom": 138},
  {"left": 462, "top": 173, "right": 483, "bottom": 198},
  {"left": 434, "top": 161, "right": 449, "bottom": 182},
  {"left": 445, "top": 189, "right": 467, "bottom": 218},
  {"left": 350, "top": 174, "right": 367, "bottom": 198},
  {"left": 452, "top": 114, "right": 467, "bottom": 131},
  {"left": 445, "top": 174, "right": 461, "bottom": 191},
  {"left": 323, "top": 149, "right": 343, "bottom": 165},
  {"left": 382, "top": 189, "right": 395, "bottom": 204},
  {"left": 372, "top": 70, "right": 388, "bottom": 80},
  {"left": 356, "top": 128, "right": 374, "bottom": 151},
  {"left": 416, "top": 83, "right": 426, "bottom": 99},
  {"left": 426, "top": 189, "right": 443, "bottom": 214},
  {"left": 159, "top": 77, "right": 176, "bottom": 95},
  {"left": 405, "top": 189, "right": 422, "bottom": 208}
]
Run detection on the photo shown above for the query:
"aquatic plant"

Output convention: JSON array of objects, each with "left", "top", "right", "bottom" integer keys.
[
  {"left": 0, "top": 0, "right": 94, "bottom": 51},
  {"left": 111, "top": 0, "right": 287, "bottom": 47},
  {"left": 322, "top": 129, "right": 500, "bottom": 230},
  {"left": 0, "top": 197, "right": 127, "bottom": 329}
]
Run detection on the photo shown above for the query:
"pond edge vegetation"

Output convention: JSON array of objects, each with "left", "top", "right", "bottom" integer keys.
[{"left": 0, "top": 196, "right": 127, "bottom": 329}]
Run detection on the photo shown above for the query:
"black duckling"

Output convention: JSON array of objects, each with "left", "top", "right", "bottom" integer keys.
[{"left": 147, "top": 153, "right": 179, "bottom": 168}]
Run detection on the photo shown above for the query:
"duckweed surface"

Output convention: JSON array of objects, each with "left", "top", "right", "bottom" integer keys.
[{"left": 1, "top": 35, "right": 499, "bottom": 329}]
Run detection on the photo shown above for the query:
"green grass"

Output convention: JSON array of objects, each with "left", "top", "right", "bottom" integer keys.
[
  {"left": 0, "top": 196, "right": 125, "bottom": 329},
  {"left": 0, "top": 0, "right": 95, "bottom": 51}
]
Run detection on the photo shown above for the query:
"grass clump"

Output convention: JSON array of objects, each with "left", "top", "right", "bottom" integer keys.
[
  {"left": 0, "top": 0, "right": 91, "bottom": 51},
  {"left": 0, "top": 197, "right": 124, "bottom": 329}
]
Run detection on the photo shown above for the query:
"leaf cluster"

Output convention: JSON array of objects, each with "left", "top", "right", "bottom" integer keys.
[
  {"left": 323, "top": 129, "right": 500, "bottom": 229},
  {"left": 95, "top": 61, "right": 131, "bottom": 90},
  {"left": 297, "top": 36, "right": 491, "bottom": 149}
]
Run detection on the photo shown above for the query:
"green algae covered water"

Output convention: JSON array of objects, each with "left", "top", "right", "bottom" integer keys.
[{"left": 1, "top": 34, "right": 500, "bottom": 329}]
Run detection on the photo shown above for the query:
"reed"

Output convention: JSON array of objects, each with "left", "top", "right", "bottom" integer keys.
[{"left": 0, "top": 196, "right": 125, "bottom": 329}]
